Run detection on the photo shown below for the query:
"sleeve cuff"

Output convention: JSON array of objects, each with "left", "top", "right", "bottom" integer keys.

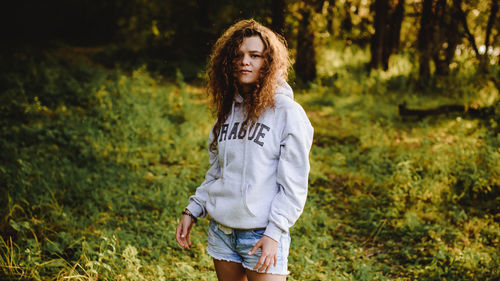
[
  {"left": 186, "top": 202, "right": 204, "bottom": 218},
  {"left": 264, "top": 221, "right": 286, "bottom": 242}
]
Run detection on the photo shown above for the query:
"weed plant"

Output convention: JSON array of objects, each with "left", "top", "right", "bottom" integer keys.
[{"left": 0, "top": 44, "right": 498, "bottom": 280}]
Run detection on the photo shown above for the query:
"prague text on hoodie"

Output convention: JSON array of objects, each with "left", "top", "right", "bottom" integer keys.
[{"left": 186, "top": 81, "right": 314, "bottom": 242}]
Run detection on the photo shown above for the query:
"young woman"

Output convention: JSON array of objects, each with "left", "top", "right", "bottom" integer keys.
[{"left": 176, "top": 19, "right": 313, "bottom": 281}]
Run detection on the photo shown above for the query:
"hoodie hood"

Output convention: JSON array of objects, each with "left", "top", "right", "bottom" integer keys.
[{"left": 275, "top": 79, "right": 294, "bottom": 99}]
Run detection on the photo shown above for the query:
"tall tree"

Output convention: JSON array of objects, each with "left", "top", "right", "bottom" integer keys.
[
  {"left": 326, "top": 0, "right": 336, "bottom": 35},
  {"left": 340, "top": 0, "right": 353, "bottom": 38},
  {"left": 295, "top": 1, "right": 323, "bottom": 84},
  {"left": 455, "top": 0, "right": 499, "bottom": 90},
  {"left": 370, "top": 0, "right": 405, "bottom": 70},
  {"left": 484, "top": 0, "right": 498, "bottom": 58},
  {"left": 432, "top": 0, "right": 461, "bottom": 76},
  {"left": 370, "top": 0, "right": 389, "bottom": 69},
  {"left": 296, "top": 6, "right": 317, "bottom": 83},
  {"left": 271, "top": 0, "right": 286, "bottom": 35},
  {"left": 456, "top": 0, "right": 499, "bottom": 70},
  {"left": 417, "top": 0, "right": 435, "bottom": 79},
  {"left": 417, "top": 0, "right": 465, "bottom": 79}
]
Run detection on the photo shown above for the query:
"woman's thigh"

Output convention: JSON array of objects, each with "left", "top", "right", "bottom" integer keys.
[
  {"left": 246, "top": 269, "right": 287, "bottom": 281},
  {"left": 213, "top": 259, "right": 247, "bottom": 281}
]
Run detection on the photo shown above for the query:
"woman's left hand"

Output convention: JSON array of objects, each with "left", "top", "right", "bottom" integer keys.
[{"left": 248, "top": 235, "right": 278, "bottom": 273}]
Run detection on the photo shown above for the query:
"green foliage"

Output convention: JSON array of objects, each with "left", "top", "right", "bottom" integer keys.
[
  {"left": 1, "top": 45, "right": 499, "bottom": 280},
  {"left": 0, "top": 52, "right": 214, "bottom": 280},
  {"left": 299, "top": 42, "right": 499, "bottom": 281}
]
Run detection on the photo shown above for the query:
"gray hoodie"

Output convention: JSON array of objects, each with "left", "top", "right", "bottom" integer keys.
[{"left": 186, "top": 81, "right": 314, "bottom": 242}]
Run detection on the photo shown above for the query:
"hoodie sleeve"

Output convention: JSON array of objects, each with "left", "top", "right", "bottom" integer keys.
[
  {"left": 186, "top": 128, "right": 220, "bottom": 218},
  {"left": 264, "top": 102, "right": 314, "bottom": 241}
]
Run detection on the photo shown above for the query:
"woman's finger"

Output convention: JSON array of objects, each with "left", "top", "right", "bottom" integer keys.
[
  {"left": 185, "top": 224, "right": 191, "bottom": 248},
  {"left": 176, "top": 222, "right": 185, "bottom": 248},
  {"left": 264, "top": 256, "right": 271, "bottom": 273},
  {"left": 248, "top": 240, "right": 261, "bottom": 256},
  {"left": 186, "top": 232, "right": 191, "bottom": 247},
  {"left": 181, "top": 224, "right": 187, "bottom": 248},
  {"left": 181, "top": 220, "right": 191, "bottom": 249},
  {"left": 254, "top": 255, "right": 267, "bottom": 271}
]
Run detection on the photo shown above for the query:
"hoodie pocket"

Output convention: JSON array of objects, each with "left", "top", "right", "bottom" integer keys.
[{"left": 243, "top": 184, "right": 257, "bottom": 217}]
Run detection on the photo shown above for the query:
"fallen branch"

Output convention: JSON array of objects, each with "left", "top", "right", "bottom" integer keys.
[{"left": 398, "top": 102, "right": 496, "bottom": 119}]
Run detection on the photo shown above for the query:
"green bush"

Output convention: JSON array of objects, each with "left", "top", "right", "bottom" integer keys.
[{"left": 1, "top": 45, "right": 499, "bottom": 280}]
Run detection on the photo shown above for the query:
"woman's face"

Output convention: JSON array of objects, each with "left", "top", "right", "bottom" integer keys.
[{"left": 233, "top": 36, "right": 265, "bottom": 87}]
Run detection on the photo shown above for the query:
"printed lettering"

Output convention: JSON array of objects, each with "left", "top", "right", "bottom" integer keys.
[
  {"left": 219, "top": 124, "right": 229, "bottom": 142},
  {"left": 228, "top": 122, "right": 239, "bottom": 140},
  {"left": 247, "top": 123, "right": 260, "bottom": 141},
  {"left": 238, "top": 122, "right": 247, "bottom": 139},
  {"left": 218, "top": 121, "right": 270, "bottom": 146},
  {"left": 253, "top": 124, "right": 270, "bottom": 146}
]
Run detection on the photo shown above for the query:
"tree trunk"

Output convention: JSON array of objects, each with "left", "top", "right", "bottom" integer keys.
[
  {"left": 417, "top": 0, "right": 434, "bottom": 80},
  {"left": 390, "top": 0, "right": 405, "bottom": 52},
  {"left": 370, "top": 0, "right": 388, "bottom": 69},
  {"left": 326, "top": 0, "right": 336, "bottom": 35},
  {"left": 455, "top": 0, "right": 499, "bottom": 89},
  {"left": 454, "top": 0, "right": 480, "bottom": 58},
  {"left": 445, "top": 2, "right": 461, "bottom": 68},
  {"left": 295, "top": 6, "right": 317, "bottom": 83},
  {"left": 370, "top": 0, "right": 404, "bottom": 70},
  {"left": 416, "top": 0, "right": 462, "bottom": 78},
  {"left": 383, "top": 0, "right": 405, "bottom": 70},
  {"left": 432, "top": 0, "right": 450, "bottom": 76},
  {"left": 484, "top": 0, "right": 498, "bottom": 51},
  {"left": 483, "top": 0, "right": 498, "bottom": 69},
  {"left": 341, "top": 1, "right": 353, "bottom": 38},
  {"left": 271, "top": 0, "right": 286, "bottom": 35}
]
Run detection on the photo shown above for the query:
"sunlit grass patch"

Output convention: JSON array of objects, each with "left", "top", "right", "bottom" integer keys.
[
  {"left": 1, "top": 45, "right": 499, "bottom": 280},
  {"left": 296, "top": 44, "right": 499, "bottom": 279}
]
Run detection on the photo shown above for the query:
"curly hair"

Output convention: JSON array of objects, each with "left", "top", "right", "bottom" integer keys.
[{"left": 207, "top": 19, "right": 291, "bottom": 152}]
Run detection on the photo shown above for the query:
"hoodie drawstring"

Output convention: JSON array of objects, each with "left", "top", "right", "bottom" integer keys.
[
  {"left": 240, "top": 124, "right": 247, "bottom": 196},
  {"left": 222, "top": 102, "right": 236, "bottom": 179},
  {"left": 241, "top": 121, "right": 257, "bottom": 216},
  {"left": 222, "top": 97, "right": 254, "bottom": 216}
]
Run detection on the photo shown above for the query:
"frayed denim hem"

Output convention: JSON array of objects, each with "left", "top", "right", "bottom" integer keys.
[
  {"left": 207, "top": 248, "right": 242, "bottom": 264},
  {"left": 241, "top": 263, "right": 290, "bottom": 276}
]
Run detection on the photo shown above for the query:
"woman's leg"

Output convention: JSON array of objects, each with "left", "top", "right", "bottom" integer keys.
[
  {"left": 246, "top": 269, "right": 286, "bottom": 281},
  {"left": 213, "top": 259, "right": 248, "bottom": 281}
]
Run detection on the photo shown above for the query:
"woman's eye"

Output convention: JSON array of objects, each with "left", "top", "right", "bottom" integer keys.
[{"left": 251, "top": 54, "right": 260, "bottom": 58}]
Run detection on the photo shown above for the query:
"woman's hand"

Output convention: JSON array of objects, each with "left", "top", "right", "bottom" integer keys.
[
  {"left": 176, "top": 211, "right": 195, "bottom": 249},
  {"left": 248, "top": 235, "right": 278, "bottom": 273}
]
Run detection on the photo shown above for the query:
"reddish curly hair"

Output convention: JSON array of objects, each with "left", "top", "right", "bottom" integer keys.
[{"left": 207, "top": 19, "right": 290, "bottom": 152}]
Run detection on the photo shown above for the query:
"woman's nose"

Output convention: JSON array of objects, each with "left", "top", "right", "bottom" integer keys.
[{"left": 241, "top": 54, "right": 250, "bottom": 65}]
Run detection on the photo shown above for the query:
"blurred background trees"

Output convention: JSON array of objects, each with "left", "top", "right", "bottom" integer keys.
[{"left": 2, "top": 0, "right": 498, "bottom": 85}]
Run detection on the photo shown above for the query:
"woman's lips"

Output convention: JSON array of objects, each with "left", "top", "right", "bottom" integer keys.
[{"left": 240, "top": 70, "right": 251, "bottom": 74}]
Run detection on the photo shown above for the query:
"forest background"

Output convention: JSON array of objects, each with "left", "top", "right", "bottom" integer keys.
[{"left": 0, "top": 0, "right": 499, "bottom": 280}]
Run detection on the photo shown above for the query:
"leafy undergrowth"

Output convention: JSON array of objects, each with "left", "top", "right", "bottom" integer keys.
[{"left": 0, "top": 47, "right": 499, "bottom": 280}]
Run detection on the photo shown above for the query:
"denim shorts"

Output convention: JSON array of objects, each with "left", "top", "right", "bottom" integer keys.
[{"left": 206, "top": 220, "right": 290, "bottom": 275}]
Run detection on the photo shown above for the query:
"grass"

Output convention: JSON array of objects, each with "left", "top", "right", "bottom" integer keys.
[{"left": 0, "top": 44, "right": 499, "bottom": 280}]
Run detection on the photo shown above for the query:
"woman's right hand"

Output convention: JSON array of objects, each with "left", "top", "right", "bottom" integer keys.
[{"left": 176, "top": 211, "right": 195, "bottom": 249}]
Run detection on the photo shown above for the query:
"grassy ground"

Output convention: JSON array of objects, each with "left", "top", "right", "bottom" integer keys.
[{"left": 0, "top": 45, "right": 499, "bottom": 280}]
